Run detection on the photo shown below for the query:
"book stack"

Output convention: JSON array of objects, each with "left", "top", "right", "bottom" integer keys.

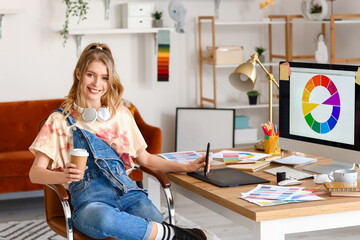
[
  {"left": 227, "top": 161, "right": 270, "bottom": 172},
  {"left": 324, "top": 182, "right": 360, "bottom": 197}
]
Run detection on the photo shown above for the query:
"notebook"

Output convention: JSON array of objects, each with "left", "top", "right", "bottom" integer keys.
[
  {"left": 324, "top": 182, "right": 360, "bottom": 192},
  {"left": 226, "top": 161, "right": 270, "bottom": 172},
  {"left": 272, "top": 155, "right": 317, "bottom": 168},
  {"left": 187, "top": 168, "right": 269, "bottom": 187}
]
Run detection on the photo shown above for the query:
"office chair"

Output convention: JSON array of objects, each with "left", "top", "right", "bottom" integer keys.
[{"left": 42, "top": 100, "right": 175, "bottom": 240}]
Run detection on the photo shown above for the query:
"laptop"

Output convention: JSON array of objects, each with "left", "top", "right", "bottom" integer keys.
[{"left": 187, "top": 168, "right": 269, "bottom": 187}]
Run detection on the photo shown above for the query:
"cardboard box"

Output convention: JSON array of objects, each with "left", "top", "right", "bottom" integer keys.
[
  {"left": 235, "top": 128, "right": 258, "bottom": 145},
  {"left": 235, "top": 115, "right": 249, "bottom": 129},
  {"left": 207, "top": 46, "right": 243, "bottom": 65}
]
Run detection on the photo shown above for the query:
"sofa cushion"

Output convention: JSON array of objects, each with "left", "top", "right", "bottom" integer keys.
[
  {"left": 0, "top": 150, "right": 34, "bottom": 177},
  {"left": 0, "top": 176, "right": 43, "bottom": 194},
  {"left": 0, "top": 99, "right": 64, "bottom": 152}
]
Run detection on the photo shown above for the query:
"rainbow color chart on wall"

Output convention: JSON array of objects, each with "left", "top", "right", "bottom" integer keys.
[{"left": 302, "top": 75, "right": 340, "bottom": 134}]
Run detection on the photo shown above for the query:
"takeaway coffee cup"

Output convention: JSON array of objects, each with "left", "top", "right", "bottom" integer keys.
[
  {"left": 328, "top": 169, "right": 358, "bottom": 183},
  {"left": 70, "top": 148, "right": 89, "bottom": 177}
]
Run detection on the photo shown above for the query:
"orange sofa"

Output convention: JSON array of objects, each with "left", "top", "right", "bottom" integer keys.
[{"left": 0, "top": 99, "right": 162, "bottom": 194}]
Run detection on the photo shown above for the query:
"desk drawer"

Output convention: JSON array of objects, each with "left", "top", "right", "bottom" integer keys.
[
  {"left": 122, "top": 17, "right": 152, "bottom": 29},
  {"left": 121, "top": 2, "right": 154, "bottom": 17}
]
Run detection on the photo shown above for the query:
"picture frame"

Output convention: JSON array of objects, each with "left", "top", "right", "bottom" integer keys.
[{"left": 175, "top": 108, "right": 235, "bottom": 152}]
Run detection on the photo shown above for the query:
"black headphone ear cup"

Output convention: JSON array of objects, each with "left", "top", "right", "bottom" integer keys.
[
  {"left": 82, "top": 108, "right": 97, "bottom": 123},
  {"left": 97, "top": 108, "right": 110, "bottom": 122}
]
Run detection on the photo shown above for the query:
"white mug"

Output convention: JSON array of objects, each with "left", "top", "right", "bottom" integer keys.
[
  {"left": 314, "top": 174, "right": 331, "bottom": 184},
  {"left": 328, "top": 169, "right": 358, "bottom": 183}
]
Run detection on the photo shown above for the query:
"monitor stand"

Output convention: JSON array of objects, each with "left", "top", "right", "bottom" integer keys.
[{"left": 303, "top": 161, "right": 356, "bottom": 174}]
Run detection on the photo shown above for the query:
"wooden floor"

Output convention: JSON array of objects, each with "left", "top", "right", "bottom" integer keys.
[{"left": 1, "top": 192, "right": 360, "bottom": 239}]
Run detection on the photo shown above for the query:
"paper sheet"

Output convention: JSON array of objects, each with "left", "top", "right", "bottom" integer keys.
[{"left": 240, "top": 184, "right": 325, "bottom": 207}]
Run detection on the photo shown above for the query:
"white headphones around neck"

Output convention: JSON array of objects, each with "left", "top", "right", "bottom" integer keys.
[{"left": 74, "top": 103, "right": 110, "bottom": 123}]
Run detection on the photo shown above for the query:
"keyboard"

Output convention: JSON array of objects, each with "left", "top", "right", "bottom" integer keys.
[{"left": 264, "top": 166, "right": 316, "bottom": 180}]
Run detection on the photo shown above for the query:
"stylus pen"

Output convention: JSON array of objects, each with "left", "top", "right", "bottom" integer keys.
[{"left": 204, "top": 142, "right": 210, "bottom": 176}]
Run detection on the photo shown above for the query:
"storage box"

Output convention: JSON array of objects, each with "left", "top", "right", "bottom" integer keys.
[
  {"left": 121, "top": 2, "right": 154, "bottom": 29},
  {"left": 235, "top": 115, "right": 249, "bottom": 129},
  {"left": 235, "top": 128, "right": 258, "bottom": 145},
  {"left": 207, "top": 46, "right": 243, "bottom": 65}
]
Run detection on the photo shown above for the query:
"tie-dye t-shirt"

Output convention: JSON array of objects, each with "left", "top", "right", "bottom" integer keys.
[{"left": 29, "top": 105, "right": 147, "bottom": 175}]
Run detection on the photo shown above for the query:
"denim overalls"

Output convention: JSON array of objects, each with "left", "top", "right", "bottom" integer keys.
[{"left": 56, "top": 110, "right": 165, "bottom": 240}]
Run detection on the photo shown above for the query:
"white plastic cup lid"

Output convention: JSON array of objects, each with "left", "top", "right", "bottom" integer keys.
[{"left": 70, "top": 148, "right": 89, "bottom": 157}]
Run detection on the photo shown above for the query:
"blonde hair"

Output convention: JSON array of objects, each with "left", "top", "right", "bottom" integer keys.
[{"left": 61, "top": 43, "right": 124, "bottom": 118}]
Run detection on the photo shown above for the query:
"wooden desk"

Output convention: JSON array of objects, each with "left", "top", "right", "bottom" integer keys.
[{"left": 167, "top": 147, "right": 360, "bottom": 240}]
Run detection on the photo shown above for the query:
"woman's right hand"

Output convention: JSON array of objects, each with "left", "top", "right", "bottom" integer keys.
[
  {"left": 60, "top": 163, "right": 85, "bottom": 184},
  {"left": 30, "top": 151, "right": 87, "bottom": 185}
]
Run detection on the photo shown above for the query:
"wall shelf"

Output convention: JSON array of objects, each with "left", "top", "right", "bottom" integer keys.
[
  {"left": 269, "top": 14, "right": 360, "bottom": 64},
  {"left": 68, "top": 27, "right": 174, "bottom": 56},
  {"left": 204, "top": 62, "right": 278, "bottom": 69},
  {"left": 197, "top": 16, "right": 282, "bottom": 142},
  {"left": 69, "top": 27, "right": 174, "bottom": 35},
  {"left": 0, "top": 9, "right": 23, "bottom": 39},
  {"left": 201, "top": 19, "right": 286, "bottom": 26},
  {"left": 198, "top": 16, "right": 285, "bottom": 108},
  {"left": 216, "top": 103, "right": 279, "bottom": 109}
]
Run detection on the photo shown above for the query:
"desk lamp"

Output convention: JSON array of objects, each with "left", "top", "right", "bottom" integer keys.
[{"left": 229, "top": 54, "right": 279, "bottom": 123}]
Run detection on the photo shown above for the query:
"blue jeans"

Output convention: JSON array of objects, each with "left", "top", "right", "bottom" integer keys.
[
  {"left": 71, "top": 167, "right": 164, "bottom": 240},
  {"left": 56, "top": 110, "right": 165, "bottom": 240}
]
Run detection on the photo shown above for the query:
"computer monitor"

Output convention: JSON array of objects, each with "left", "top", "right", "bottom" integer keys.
[{"left": 278, "top": 61, "right": 360, "bottom": 173}]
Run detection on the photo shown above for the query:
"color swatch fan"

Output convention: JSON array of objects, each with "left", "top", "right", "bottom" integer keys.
[{"left": 168, "top": 0, "right": 186, "bottom": 33}]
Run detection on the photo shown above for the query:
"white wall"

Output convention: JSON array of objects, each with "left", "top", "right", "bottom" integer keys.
[{"left": 1, "top": 0, "right": 359, "bottom": 152}]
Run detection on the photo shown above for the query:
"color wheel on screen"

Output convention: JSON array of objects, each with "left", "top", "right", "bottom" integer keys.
[{"left": 302, "top": 75, "right": 340, "bottom": 134}]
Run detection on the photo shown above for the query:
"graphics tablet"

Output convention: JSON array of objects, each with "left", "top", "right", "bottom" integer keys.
[{"left": 187, "top": 168, "right": 269, "bottom": 187}]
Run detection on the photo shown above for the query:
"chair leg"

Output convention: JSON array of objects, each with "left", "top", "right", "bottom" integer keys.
[
  {"left": 47, "top": 184, "right": 74, "bottom": 240},
  {"left": 163, "top": 188, "right": 175, "bottom": 225},
  {"left": 61, "top": 201, "right": 74, "bottom": 240}
]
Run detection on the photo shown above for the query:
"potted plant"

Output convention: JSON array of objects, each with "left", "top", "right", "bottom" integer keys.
[
  {"left": 310, "top": 2, "right": 323, "bottom": 20},
  {"left": 311, "top": 3, "right": 322, "bottom": 14},
  {"left": 255, "top": 47, "right": 266, "bottom": 63},
  {"left": 247, "top": 90, "right": 260, "bottom": 105},
  {"left": 152, "top": 11, "right": 163, "bottom": 28},
  {"left": 61, "top": 0, "right": 89, "bottom": 47}
]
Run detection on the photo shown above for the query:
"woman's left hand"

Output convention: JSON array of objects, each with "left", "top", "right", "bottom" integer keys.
[{"left": 186, "top": 155, "right": 210, "bottom": 174}]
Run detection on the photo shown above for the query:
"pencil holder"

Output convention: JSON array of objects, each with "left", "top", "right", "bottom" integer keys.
[{"left": 264, "top": 135, "right": 281, "bottom": 155}]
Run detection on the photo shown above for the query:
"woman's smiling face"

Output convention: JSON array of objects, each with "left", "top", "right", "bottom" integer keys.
[{"left": 78, "top": 60, "right": 109, "bottom": 109}]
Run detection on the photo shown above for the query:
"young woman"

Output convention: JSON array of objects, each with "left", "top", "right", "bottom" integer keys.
[{"left": 29, "top": 43, "right": 208, "bottom": 240}]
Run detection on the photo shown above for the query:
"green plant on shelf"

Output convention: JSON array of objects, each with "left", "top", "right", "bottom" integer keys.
[
  {"left": 255, "top": 46, "right": 266, "bottom": 56},
  {"left": 61, "top": 0, "right": 90, "bottom": 47},
  {"left": 247, "top": 90, "right": 260, "bottom": 96},
  {"left": 310, "top": 3, "right": 322, "bottom": 14},
  {"left": 152, "top": 11, "right": 163, "bottom": 20}
]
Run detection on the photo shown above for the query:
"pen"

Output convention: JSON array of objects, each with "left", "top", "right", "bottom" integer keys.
[{"left": 204, "top": 142, "right": 210, "bottom": 176}]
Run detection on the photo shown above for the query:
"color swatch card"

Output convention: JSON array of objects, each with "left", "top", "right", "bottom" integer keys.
[
  {"left": 159, "top": 151, "right": 215, "bottom": 164},
  {"left": 240, "top": 185, "right": 325, "bottom": 207},
  {"left": 241, "top": 184, "right": 303, "bottom": 201},
  {"left": 213, "top": 150, "right": 270, "bottom": 163},
  {"left": 157, "top": 30, "right": 170, "bottom": 81},
  {"left": 159, "top": 151, "right": 203, "bottom": 163}
]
